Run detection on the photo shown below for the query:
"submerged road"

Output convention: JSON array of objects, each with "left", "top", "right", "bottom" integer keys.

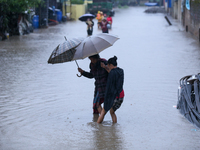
[{"left": 0, "top": 6, "right": 200, "bottom": 150}]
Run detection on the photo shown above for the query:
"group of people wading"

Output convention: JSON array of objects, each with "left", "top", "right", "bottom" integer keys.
[
  {"left": 85, "top": 11, "right": 113, "bottom": 36},
  {"left": 82, "top": 11, "right": 122, "bottom": 124},
  {"left": 78, "top": 55, "right": 124, "bottom": 123}
]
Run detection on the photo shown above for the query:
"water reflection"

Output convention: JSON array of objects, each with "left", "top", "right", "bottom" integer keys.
[
  {"left": 92, "top": 114, "right": 99, "bottom": 122},
  {"left": 88, "top": 119, "right": 124, "bottom": 150}
]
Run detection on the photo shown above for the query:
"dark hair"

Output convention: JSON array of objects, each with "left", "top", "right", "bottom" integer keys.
[
  {"left": 88, "top": 54, "right": 100, "bottom": 59},
  {"left": 108, "top": 56, "right": 117, "bottom": 66}
]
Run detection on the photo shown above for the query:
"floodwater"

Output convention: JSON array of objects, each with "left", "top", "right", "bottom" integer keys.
[{"left": 1, "top": 7, "right": 200, "bottom": 150}]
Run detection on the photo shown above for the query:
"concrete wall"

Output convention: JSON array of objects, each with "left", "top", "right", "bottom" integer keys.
[
  {"left": 165, "top": 2, "right": 168, "bottom": 11},
  {"left": 171, "top": 0, "right": 182, "bottom": 21},
  {"left": 177, "top": 0, "right": 182, "bottom": 22},
  {"left": 169, "top": 0, "right": 200, "bottom": 41},
  {"left": 183, "top": 3, "right": 200, "bottom": 40},
  {"left": 172, "top": 1, "right": 178, "bottom": 19},
  {"left": 184, "top": 7, "right": 190, "bottom": 29},
  {"left": 62, "top": 3, "right": 86, "bottom": 20},
  {"left": 70, "top": 4, "right": 86, "bottom": 20},
  {"left": 189, "top": 2, "right": 200, "bottom": 40}
]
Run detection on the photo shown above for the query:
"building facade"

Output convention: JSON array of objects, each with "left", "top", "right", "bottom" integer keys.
[{"left": 166, "top": 0, "right": 200, "bottom": 41}]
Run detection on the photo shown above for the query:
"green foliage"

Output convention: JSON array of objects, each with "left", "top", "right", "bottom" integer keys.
[
  {"left": 0, "top": 0, "right": 43, "bottom": 13},
  {"left": 71, "top": 0, "right": 84, "bottom": 4},
  {"left": 116, "top": 0, "right": 129, "bottom": 6},
  {"left": 118, "top": 4, "right": 122, "bottom": 8},
  {"left": 0, "top": 0, "right": 43, "bottom": 32},
  {"left": 193, "top": 0, "right": 200, "bottom": 4},
  {"left": 118, "top": 5, "right": 128, "bottom": 8}
]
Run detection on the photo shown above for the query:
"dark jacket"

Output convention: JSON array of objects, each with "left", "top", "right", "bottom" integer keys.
[
  {"left": 104, "top": 67, "right": 124, "bottom": 112},
  {"left": 82, "top": 58, "right": 108, "bottom": 98}
]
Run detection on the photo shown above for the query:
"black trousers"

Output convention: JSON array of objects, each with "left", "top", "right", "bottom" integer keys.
[
  {"left": 87, "top": 29, "right": 93, "bottom": 36},
  {"left": 102, "top": 29, "right": 109, "bottom": 33}
]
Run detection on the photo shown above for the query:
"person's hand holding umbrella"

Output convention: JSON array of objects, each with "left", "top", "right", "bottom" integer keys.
[
  {"left": 77, "top": 68, "right": 84, "bottom": 76},
  {"left": 47, "top": 36, "right": 84, "bottom": 77}
]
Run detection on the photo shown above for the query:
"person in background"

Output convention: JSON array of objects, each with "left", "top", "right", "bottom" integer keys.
[
  {"left": 78, "top": 54, "right": 108, "bottom": 114},
  {"left": 100, "top": 12, "right": 104, "bottom": 22},
  {"left": 106, "top": 15, "right": 113, "bottom": 28},
  {"left": 97, "top": 56, "right": 124, "bottom": 123},
  {"left": 96, "top": 11, "right": 102, "bottom": 29},
  {"left": 100, "top": 18, "right": 109, "bottom": 33},
  {"left": 86, "top": 18, "right": 94, "bottom": 36}
]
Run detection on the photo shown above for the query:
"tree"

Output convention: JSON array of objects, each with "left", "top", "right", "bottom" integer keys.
[
  {"left": 0, "top": 0, "right": 43, "bottom": 13},
  {"left": 0, "top": 0, "right": 43, "bottom": 33}
]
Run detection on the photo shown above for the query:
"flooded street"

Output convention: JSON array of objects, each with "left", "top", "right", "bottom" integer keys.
[{"left": 1, "top": 7, "right": 200, "bottom": 149}]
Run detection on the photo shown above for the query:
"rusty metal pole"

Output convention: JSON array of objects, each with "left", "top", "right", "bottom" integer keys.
[
  {"left": 165, "top": 16, "right": 172, "bottom": 25},
  {"left": 199, "top": 28, "right": 200, "bottom": 42}
]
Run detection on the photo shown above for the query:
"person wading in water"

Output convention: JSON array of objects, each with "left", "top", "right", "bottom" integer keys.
[
  {"left": 97, "top": 56, "right": 124, "bottom": 123},
  {"left": 78, "top": 54, "right": 108, "bottom": 114}
]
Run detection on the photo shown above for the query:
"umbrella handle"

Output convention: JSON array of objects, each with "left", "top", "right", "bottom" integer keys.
[{"left": 77, "top": 73, "right": 82, "bottom": 77}]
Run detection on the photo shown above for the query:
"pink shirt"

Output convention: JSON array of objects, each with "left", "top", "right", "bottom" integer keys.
[
  {"left": 106, "top": 17, "right": 113, "bottom": 24},
  {"left": 117, "top": 90, "right": 124, "bottom": 98}
]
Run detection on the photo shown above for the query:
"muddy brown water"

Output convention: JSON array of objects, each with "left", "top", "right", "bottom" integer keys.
[{"left": 1, "top": 7, "right": 200, "bottom": 150}]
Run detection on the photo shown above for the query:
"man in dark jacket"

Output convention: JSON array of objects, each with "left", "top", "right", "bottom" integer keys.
[
  {"left": 97, "top": 56, "right": 124, "bottom": 123},
  {"left": 78, "top": 54, "right": 108, "bottom": 114}
]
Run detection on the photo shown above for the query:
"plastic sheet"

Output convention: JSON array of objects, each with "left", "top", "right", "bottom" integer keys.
[{"left": 177, "top": 73, "right": 200, "bottom": 128}]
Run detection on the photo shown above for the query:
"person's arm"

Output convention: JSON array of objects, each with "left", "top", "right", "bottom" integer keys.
[
  {"left": 78, "top": 68, "right": 93, "bottom": 78},
  {"left": 101, "top": 62, "right": 110, "bottom": 73},
  {"left": 82, "top": 71, "right": 93, "bottom": 78}
]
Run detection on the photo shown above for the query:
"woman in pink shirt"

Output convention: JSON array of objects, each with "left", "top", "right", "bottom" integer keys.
[{"left": 106, "top": 15, "right": 113, "bottom": 28}]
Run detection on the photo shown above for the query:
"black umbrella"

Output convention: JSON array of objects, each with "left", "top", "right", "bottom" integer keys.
[
  {"left": 47, "top": 37, "right": 84, "bottom": 64},
  {"left": 47, "top": 37, "right": 85, "bottom": 77},
  {"left": 79, "top": 14, "right": 95, "bottom": 21}
]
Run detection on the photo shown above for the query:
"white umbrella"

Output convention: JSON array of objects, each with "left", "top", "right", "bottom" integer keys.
[{"left": 72, "top": 33, "right": 119, "bottom": 60}]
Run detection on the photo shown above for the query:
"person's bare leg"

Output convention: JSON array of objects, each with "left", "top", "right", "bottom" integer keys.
[
  {"left": 93, "top": 113, "right": 99, "bottom": 122},
  {"left": 97, "top": 105, "right": 102, "bottom": 114},
  {"left": 97, "top": 108, "right": 106, "bottom": 123},
  {"left": 110, "top": 108, "right": 117, "bottom": 123}
]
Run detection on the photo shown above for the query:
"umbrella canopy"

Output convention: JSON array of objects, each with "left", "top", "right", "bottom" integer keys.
[
  {"left": 72, "top": 33, "right": 119, "bottom": 60},
  {"left": 48, "top": 37, "right": 84, "bottom": 64},
  {"left": 79, "top": 14, "right": 95, "bottom": 22}
]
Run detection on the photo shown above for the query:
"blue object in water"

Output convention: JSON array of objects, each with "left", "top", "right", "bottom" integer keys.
[
  {"left": 107, "top": 24, "right": 111, "bottom": 29},
  {"left": 168, "top": 0, "right": 172, "bottom": 8},
  {"left": 144, "top": 2, "right": 158, "bottom": 6},
  {"left": 56, "top": 10, "right": 62, "bottom": 22},
  {"left": 32, "top": 15, "right": 39, "bottom": 29}
]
